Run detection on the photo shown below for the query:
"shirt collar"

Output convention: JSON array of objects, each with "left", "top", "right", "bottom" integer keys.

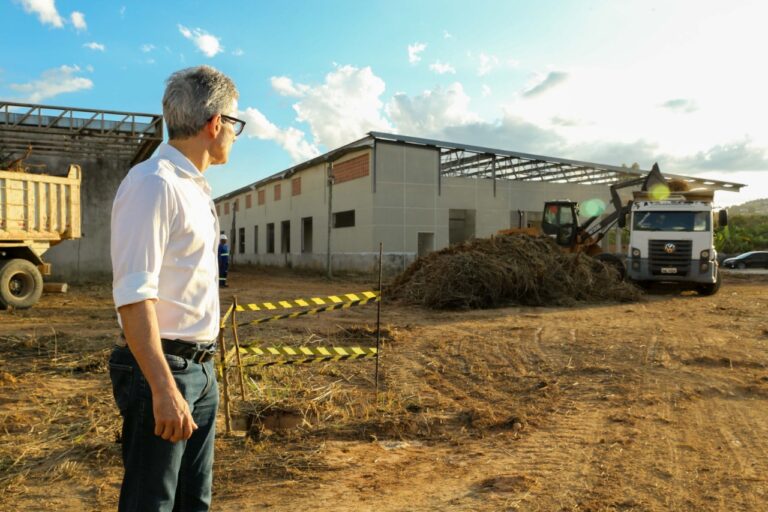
[{"left": 156, "top": 143, "right": 212, "bottom": 195}]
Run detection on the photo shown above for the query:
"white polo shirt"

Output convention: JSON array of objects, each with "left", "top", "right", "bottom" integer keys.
[{"left": 111, "top": 143, "right": 220, "bottom": 342}]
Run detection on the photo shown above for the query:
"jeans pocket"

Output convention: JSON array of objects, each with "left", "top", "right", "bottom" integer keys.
[
  {"left": 109, "top": 362, "right": 134, "bottom": 415},
  {"left": 164, "top": 353, "right": 189, "bottom": 373}
]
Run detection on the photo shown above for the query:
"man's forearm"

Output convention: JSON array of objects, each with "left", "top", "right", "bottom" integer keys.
[{"left": 118, "top": 300, "right": 175, "bottom": 395}]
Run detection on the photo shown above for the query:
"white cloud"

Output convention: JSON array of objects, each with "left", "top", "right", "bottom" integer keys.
[
  {"left": 240, "top": 107, "right": 320, "bottom": 162},
  {"left": 119, "top": 6, "right": 126, "bottom": 17},
  {"left": 408, "top": 42, "right": 427, "bottom": 64},
  {"left": 443, "top": 30, "right": 452, "bottom": 39},
  {"left": 477, "top": 52, "right": 499, "bottom": 76},
  {"left": 178, "top": 25, "right": 223, "bottom": 58},
  {"left": 83, "top": 42, "right": 105, "bottom": 52},
  {"left": 70, "top": 11, "right": 86, "bottom": 31},
  {"left": 429, "top": 61, "right": 456, "bottom": 75},
  {"left": 15, "top": 0, "right": 64, "bottom": 28},
  {"left": 232, "top": 48, "right": 244, "bottom": 57},
  {"left": 9, "top": 65, "right": 93, "bottom": 103},
  {"left": 141, "top": 44, "right": 155, "bottom": 53},
  {"left": 661, "top": 98, "right": 698, "bottom": 113},
  {"left": 387, "top": 82, "right": 480, "bottom": 136},
  {"left": 522, "top": 71, "right": 569, "bottom": 97},
  {"left": 270, "top": 76, "right": 308, "bottom": 97},
  {"left": 292, "top": 65, "right": 393, "bottom": 148},
  {"left": 481, "top": 85, "right": 492, "bottom": 97}
]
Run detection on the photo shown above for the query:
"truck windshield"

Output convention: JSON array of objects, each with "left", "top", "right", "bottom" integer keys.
[{"left": 633, "top": 211, "right": 710, "bottom": 232}]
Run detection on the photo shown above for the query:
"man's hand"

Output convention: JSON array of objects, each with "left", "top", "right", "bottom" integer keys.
[
  {"left": 153, "top": 387, "right": 198, "bottom": 442},
  {"left": 118, "top": 300, "right": 199, "bottom": 443}
]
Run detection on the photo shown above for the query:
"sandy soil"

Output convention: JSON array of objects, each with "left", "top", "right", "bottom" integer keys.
[{"left": 1, "top": 267, "right": 767, "bottom": 512}]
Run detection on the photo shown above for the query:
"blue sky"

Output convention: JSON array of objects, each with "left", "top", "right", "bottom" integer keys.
[{"left": 2, "top": 0, "right": 766, "bottom": 206}]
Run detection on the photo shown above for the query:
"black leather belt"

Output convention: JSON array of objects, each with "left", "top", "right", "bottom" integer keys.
[{"left": 161, "top": 338, "right": 216, "bottom": 363}]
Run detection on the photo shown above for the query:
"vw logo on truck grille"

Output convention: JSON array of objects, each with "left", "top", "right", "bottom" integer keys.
[{"left": 664, "top": 243, "right": 677, "bottom": 254}]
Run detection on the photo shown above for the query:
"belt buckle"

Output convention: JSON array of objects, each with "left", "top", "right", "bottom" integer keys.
[{"left": 193, "top": 350, "right": 213, "bottom": 364}]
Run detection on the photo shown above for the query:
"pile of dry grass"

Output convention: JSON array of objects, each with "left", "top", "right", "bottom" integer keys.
[{"left": 387, "top": 234, "right": 640, "bottom": 309}]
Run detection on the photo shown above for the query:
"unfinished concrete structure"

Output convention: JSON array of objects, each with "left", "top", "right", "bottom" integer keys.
[
  {"left": 0, "top": 101, "right": 162, "bottom": 281},
  {"left": 215, "top": 132, "right": 743, "bottom": 275}
]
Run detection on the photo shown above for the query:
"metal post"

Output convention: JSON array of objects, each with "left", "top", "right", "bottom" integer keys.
[
  {"left": 218, "top": 317, "right": 232, "bottom": 436},
  {"left": 230, "top": 201, "right": 237, "bottom": 265},
  {"left": 231, "top": 296, "right": 247, "bottom": 401},
  {"left": 326, "top": 164, "right": 334, "bottom": 279},
  {"left": 375, "top": 242, "right": 383, "bottom": 398}
]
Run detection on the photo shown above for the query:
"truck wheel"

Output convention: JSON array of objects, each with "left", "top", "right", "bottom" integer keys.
[
  {"left": 593, "top": 253, "right": 626, "bottom": 281},
  {"left": 698, "top": 271, "right": 722, "bottom": 296},
  {"left": 0, "top": 259, "right": 44, "bottom": 309}
]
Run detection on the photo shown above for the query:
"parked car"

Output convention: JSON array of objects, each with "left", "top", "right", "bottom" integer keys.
[{"left": 722, "top": 251, "right": 768, "bottom": 269}]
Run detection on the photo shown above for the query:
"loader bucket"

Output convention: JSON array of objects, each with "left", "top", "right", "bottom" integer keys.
[{"left": 642, "top": 163, "right": 668, "bottom": 195}]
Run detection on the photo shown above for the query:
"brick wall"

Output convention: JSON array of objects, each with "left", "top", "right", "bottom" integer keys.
[
  {"left": 245, "top": 193, "right": 252, "bottom": 209},
  {"left": 258, "top": 189, "right": 265, "bottom": 205},
  {"left": 333, "top": 154, "right": 369, "bottom": 184},
  {"left": 274, "top": 183, "right": 281, "bottom": 201},
  {"left": 292, "top": 177, "right": 301, "bottom": 196}
]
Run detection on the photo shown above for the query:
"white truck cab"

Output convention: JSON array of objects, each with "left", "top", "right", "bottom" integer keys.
[{"left": 626, "top": 190, "right": 724, "bottom": 295}]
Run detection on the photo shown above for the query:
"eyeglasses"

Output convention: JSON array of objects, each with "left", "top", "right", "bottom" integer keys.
[{"left": 219, "top": 114, "right": 246, "bottom": 136}]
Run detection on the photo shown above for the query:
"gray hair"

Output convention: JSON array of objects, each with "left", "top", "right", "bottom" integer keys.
[{"left": 162, "top": 66, "right": 239, "bottom": 140}]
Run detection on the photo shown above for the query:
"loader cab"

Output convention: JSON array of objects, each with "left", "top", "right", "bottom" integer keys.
[{"left": 542, "top": 201, "right": 578, "bottom": 247}]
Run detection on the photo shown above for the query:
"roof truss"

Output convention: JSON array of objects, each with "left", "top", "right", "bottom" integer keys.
[
  {"left": 0, "top": 102, "right": 163, "bottom": 167},
  {"left": 369, "top": 131, "right": 743, "bottom": 191}
]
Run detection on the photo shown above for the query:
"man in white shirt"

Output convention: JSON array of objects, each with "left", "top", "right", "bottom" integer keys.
[{"left": 109, "top": 65, "right": 245, "bottom": 512}]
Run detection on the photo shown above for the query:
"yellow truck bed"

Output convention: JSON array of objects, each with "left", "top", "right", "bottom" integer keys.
[{"left": 0, "top": 164, "right": 81, "bottom": 244}]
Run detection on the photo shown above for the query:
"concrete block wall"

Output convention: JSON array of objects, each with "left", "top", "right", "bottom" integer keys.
[
  {"left": 218, "top": 149, "right": 374, "bottom": 269},
  {"left": 30, "top": 153, "right": 131, "bottom": 282}
]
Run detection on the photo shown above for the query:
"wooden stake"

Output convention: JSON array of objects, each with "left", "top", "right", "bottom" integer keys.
[
  {"left": 231, "top": 296, "right": 247, "bottom": 401},
  {"left": 218, "top": 320, "right": 232, "bottom": 436},
  {"left": 375, "top": 242, "right": 383, "bottom": 399}
]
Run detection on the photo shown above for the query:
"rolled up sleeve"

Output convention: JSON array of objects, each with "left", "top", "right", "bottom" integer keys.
[{"left": 111, "top": 173, "right": 175, "bottom": 309}]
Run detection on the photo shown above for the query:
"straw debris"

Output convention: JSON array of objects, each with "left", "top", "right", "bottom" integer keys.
[{"left": 388, "top": 234, "right": 640, "bottom": 309}]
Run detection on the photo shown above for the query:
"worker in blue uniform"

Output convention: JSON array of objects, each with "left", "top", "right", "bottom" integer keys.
[{"left": 218, "top": 234, "right": 230, "bottom": 288}]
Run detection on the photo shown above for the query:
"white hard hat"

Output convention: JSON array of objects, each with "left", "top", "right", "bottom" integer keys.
[{"left": 220, "top": 234, "right": 228, "bottom": 241}]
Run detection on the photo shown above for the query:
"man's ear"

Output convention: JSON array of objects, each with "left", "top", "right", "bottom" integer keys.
[{"left": 206, "top": 114, "right": 222, "bottom": 139}]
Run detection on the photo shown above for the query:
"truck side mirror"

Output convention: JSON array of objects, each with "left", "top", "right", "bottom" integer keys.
[{"left": 718, "top": 209, "right": 728, "bottom": 227}]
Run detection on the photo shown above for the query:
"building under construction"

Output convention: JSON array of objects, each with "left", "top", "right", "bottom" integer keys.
[
  {"left": 1, "top": 101, "right": 162, "bottom": 280},
  {"left": 214, "top": 132, "right": 743, "bottom": 274}
]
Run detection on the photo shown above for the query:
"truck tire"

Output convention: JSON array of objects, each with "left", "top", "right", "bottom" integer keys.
[
  {"left": 697, "top": 271, "right": 722, "bottom": 296},
  {"left": 593, "top": 253, "right": 626, "bottom": 281},
  {"left": 0, "top": 259, "right": 44, "bottom": 309}
]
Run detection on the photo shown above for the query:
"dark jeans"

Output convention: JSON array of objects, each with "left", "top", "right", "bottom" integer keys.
[{"left": 109, "top": 346, "right": 219, "bottom": 512}]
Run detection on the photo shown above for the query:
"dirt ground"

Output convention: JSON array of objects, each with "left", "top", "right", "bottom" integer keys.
[{"left": 1, "top": 267, "right": 767, "bottom": 512}]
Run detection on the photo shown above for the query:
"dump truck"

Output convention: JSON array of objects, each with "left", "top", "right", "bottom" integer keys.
[
  {"left": 626, "top": 187, "right": 727, "bottom": 295},
  {"left": 0, "top": 164, "right": 82, "bottom": 308}
]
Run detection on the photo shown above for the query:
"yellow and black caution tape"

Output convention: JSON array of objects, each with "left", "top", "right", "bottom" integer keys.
[
  {"left": 237, "top": 296, "right": 379, "bottom": 326},
  {"left": 233, "top": 346, "right": 377, "bottom": 368},
  {"left": 234, "top": 345, "right": 377, "bottom": 358},
  {"left": 235, "top": 290, "right": 379, "bottom": 313},
  {"left": 220, "top": 303, "right": 235, "bottom": 328}
]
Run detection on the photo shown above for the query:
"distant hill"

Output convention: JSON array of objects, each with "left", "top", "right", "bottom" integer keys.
[{"left": 728, "top": 198, "right": 768, "bottom": 215}]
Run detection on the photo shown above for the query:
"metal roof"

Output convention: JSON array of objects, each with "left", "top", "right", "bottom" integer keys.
[
  {"left": 0, "top": 101, "right": 163, "bottom": 168},
  {"left": 214, "top": 131, "right": 744, "bottom": 201},
  {"left": 369, "top": 132, "right": 745, "bottom": 191}
]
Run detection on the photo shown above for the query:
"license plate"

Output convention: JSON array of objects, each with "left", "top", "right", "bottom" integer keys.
[{"left": 661, "top": 267, "right": 678, "bottom": 274}]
